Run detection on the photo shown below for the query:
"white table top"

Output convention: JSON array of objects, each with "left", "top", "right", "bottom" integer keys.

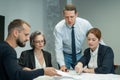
[{"left": 34, "top": 70, "right": 120, "bottom": 80}]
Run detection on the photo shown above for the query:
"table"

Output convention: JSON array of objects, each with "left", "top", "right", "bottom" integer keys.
[{"left": 34, "top": 70, "right": 120, "bottom": 80}]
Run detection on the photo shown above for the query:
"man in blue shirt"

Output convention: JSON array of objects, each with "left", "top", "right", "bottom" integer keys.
[{"left": 53, "top": 4, "right": 93, "bottom": 72}]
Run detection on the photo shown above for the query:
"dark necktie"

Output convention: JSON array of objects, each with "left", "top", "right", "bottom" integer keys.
[{"left": 71, "top": 27, "right": 76, "bottom": 64}]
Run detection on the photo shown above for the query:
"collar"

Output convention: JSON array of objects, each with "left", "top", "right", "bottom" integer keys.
[{"left": 90, "top": 44, "right": 99, "bottom": 56}]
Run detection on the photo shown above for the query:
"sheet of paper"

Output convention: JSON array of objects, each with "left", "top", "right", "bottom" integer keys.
[
  {"left": 56, "top": 70, "right": 71, "bottom": 77},
  {"left": 56, "top": 70, "right": 81, "bottom": 80}
]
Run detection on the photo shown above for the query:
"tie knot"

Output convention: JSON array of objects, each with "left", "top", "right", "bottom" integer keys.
[{"left": 72, "top": 27, "right": 74, "bottom": 30}]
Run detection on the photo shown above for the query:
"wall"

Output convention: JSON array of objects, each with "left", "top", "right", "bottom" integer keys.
[
  {"left": 0, "top": 0, "right": 44, "bottom": 58},
  {"left": 0, "top": 0, "right": 120, "bottom": 68},
  {"left": 73, "top": 0, "right": 120, "bottom": 65},
  {"left": 42, "top": 0, "right": 66, "bottom": 68}
]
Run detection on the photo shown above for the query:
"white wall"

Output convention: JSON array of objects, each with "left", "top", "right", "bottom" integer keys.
[
  {"left": 0, "top": 0, "right": 44, "bottom": 57},
  {"left": 73, "top": 0, "right": 120, "bottom": 65}
]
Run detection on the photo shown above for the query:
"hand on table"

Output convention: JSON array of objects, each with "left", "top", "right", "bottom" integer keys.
[
  {"left": 83, "top": 68, "right": 94, "bottom": 73},
  {"left": 60, "top": 65, "right": 69, "bottom": 72},
  {"left": 44, "top": 67, "right": 61, "bottom": 76},
  {"left": 75, "top": 62, "right": 83, "bottom": 74}
]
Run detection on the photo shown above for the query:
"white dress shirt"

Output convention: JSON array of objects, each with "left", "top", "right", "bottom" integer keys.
[
  {"left": 54, "top": 17, "right": 93, "bottom": 66},
  {"left": 88, "top": 45, "right": 99, "bottom": 68}
]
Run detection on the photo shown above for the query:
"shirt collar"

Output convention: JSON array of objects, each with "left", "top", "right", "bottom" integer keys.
[
  {"left": 90, "top": 44, "right": 99, "bottom": 56},
  {"left": 65, "top": 19, "right": 77, "bottom": 28}
]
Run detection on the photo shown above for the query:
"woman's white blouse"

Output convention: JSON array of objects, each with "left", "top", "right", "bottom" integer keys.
[
  {"left": 88, "top": 45, "right": 99, "bottom": 68},
  {"left": 34, "top": 55, "right": 46, "bottom": 69}
]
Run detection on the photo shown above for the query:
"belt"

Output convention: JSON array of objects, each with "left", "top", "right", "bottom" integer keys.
[{"left": 63, "top": 50, "right": 82, "bottom": 55}]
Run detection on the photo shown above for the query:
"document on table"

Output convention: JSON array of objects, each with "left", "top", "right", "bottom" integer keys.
[
  {"left": 56, "top": 70, "right": 71, "bottom": 77},
  {"left": 55, "top": 70, "right": 81, "bottom": 80},
  {"left": 34, "top": 70, "right": 120, "bottom": 80}
]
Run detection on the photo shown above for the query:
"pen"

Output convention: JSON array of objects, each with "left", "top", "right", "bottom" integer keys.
[{"left": 65, "top": 69, "right": 67, "bottom": 72}]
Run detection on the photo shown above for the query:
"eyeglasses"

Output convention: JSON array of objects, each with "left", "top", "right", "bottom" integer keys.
[{"left": 34, "top": 40, "right": 44, "bottom": 44}]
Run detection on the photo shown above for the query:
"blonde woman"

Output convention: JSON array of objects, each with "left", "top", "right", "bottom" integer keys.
[{"left": 19, "top": 31, "right": 52, "bottom": 70}]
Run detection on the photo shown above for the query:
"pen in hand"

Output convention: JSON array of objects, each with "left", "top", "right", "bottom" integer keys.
[
  {"left": 75, "top": 66, "right": 87, "bottom": 74},
  {"left": 62, "top": 68, "right": 69, "bottom": 72}
]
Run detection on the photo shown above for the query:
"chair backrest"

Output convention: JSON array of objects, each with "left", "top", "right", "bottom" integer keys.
[{"left": 114, "top": 65, "right": 120, "bottom": 75}]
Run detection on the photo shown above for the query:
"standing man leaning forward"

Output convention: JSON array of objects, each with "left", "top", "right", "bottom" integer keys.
[
  {"left": 54, "top": 4, "right": 93, "bottom": 72},
  {"left": 0, "top": 19, "right": 59, "bottom": 80}
]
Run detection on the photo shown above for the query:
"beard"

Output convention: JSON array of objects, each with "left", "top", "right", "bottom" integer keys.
[{"left": 16, "top": 38, "right": 26, "bottom": 47}]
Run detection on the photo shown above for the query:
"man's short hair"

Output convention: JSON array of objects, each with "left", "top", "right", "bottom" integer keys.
[
  {"left": 8, "top": 19, "right": 30, "bottom": 35},
  {"left": 63, "top": 4, "right": 77, "bottom": 14}
]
